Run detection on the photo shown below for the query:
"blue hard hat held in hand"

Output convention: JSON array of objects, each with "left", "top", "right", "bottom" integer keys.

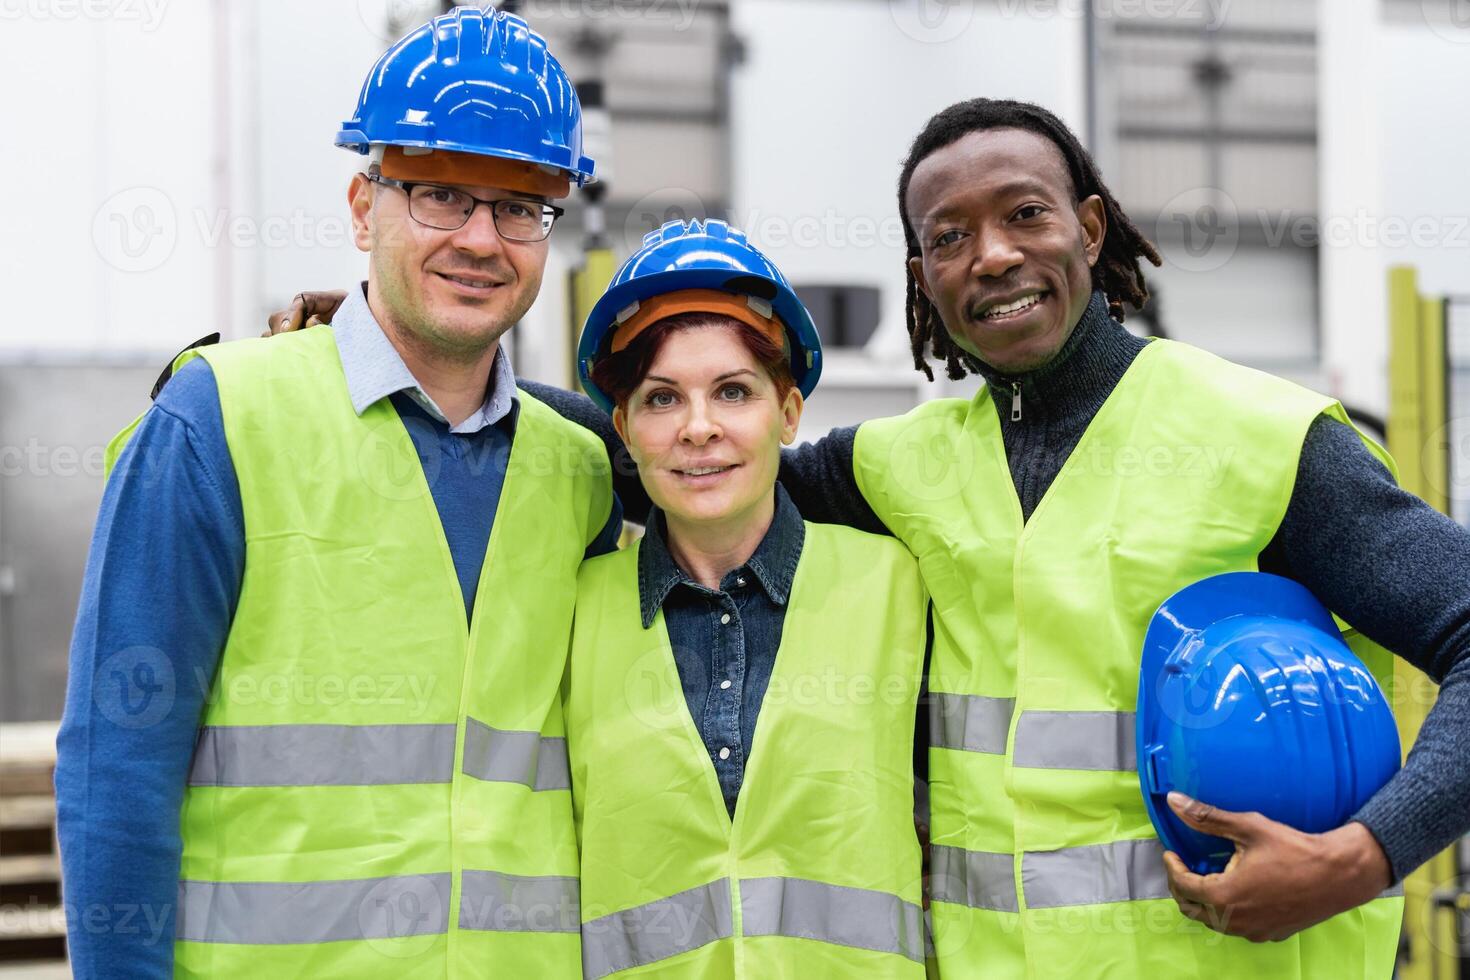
[
  {"left": 578, "top": 219, "right": 823, "bottom": 413},
  {"left": 335, "top": 5, "right": 595, "bottom": 185},
  {"left": 1137, "top": 572, "right": 1401, "bottom": 875}
]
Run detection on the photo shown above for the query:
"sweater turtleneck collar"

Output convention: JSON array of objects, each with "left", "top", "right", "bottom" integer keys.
[{"left": 971, "top": 289, "right": 1148, "bottom": 423}]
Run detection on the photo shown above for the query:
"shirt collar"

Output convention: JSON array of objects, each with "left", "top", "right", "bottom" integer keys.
[
  {"left": 636, "top": 483, "right": 806, "bottom": 628},
  {"left": 332, "top": 281, "right": 517, "bottom": 434}
]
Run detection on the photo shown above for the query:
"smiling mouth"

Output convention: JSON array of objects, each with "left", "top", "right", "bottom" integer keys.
[
  {"left": 435, "top": 272, "right": 504, "bottom": 291},
  {"left": 977, "top": 291, "right": 1048, "bottom": 321},
  {"left": 671, "top": 464, "right": 740, "bottom": 480}
]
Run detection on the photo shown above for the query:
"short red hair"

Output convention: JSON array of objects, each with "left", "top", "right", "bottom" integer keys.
[{"left": 589, "top": 312, "right": 795, "bottom": 410}]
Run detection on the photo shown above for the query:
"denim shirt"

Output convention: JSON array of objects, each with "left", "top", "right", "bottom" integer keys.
[{"left": 638, "top": 484, "right": 805, "bottom": 818}]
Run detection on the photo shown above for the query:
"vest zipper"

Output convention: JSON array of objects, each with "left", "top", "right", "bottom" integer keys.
[{"left": 1011, "top": 381, "right": 1022, "bottom": 422}]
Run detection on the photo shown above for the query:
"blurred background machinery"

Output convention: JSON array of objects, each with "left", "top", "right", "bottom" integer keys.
[{"left": 1093, "top": 0, "right": 1322, "bottom": 368}]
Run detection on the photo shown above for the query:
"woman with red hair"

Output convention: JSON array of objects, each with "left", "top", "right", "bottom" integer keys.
[{"left": 564, "top": 220, "right": 930, "bottom": 979}]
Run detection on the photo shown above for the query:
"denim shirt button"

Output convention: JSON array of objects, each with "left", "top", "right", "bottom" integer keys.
[
  {"left": 720, "top": 679, "right": 732, "bottom": 690},
  {"left": 720, "top": 613, "right": 731, "bottom": 625},
  {"left": 718, "top": 747, "right": 731, "bottom": 760}
]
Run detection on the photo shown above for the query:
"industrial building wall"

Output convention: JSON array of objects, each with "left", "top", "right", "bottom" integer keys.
[
  {"left": 728, "top": 0, "right": 1086, "bottom": 431},
  {"left": 1377, "top": 11, "right": 1470, "bottom": 526},
  {"left": 0, "top": 0, "right": 1084, "bottom": 720},
  {"left": 1320, "top": 0, "right": 1470, "bottom": 418},
  {"left": 3, "top": 1, "right": 1467, "bottom": 711},
  {"left": 0, "top": 363, "right": 158, "bottom": 723}
]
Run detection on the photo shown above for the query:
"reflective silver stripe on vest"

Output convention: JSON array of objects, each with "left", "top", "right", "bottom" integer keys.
[
  {"left": 460, "top": 716, "right": 570, "bottom": 791},
  {"left": 928, "top": 844, "right": 1019, "bottom": 913},
  {"left": 1021, "top": 838, "right": 1170, "bottom": 908},
  {"left": 1011, "top": 711, "right": 1137, "bottom": 771},
  {"left": 935, "top": 837, "right": 1384, "bottom": 912},
  {"left": 740, "top": 876, "right": 924, "bottom": 962},
  {"left": 177, "top": 874, "right": 452, "bottom": 944},
  {"left": 458, "top": 870, "right": 579, "bottom": 933},
  {"left": 581, "top": 878, "right": 733, "bottom": 979},
  {"left": 188, "top": 723, "right": 456, "bottom": 786},
  {"left": 929, "top": 692, "right": 1015, "bottom": 755}
]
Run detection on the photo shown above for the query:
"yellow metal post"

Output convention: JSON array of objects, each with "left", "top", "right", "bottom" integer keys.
[
  {"left": 1386, "top": 266, "right": 1462, "bottom": 980},
  {"left": 569, "top": 247, "right": 616, "bottom": 390}
]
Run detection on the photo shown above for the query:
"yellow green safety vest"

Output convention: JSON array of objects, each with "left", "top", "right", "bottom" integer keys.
[
  {"left": 566, "top": 521, "right": 929, "bottom": 979},
  {"left": 853, "top": 339, "right": 1403, "bottom": 978},
  {"left": 132, "top": 328, "right": 611, "bottom": 978}
]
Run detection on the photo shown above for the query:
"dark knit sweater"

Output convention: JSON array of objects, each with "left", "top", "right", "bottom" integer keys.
[{"left": 521, "top": 290, "right": 1470, "bottom": 882}]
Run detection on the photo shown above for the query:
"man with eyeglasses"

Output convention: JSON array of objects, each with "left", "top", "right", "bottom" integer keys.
[{"left": 55, "top": 9, "right": 619, "bottom": 978}]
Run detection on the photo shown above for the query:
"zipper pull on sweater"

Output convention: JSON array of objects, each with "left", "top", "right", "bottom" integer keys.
[{"left": 1011, "top": 381, "right": 1022, "bottom": 422}]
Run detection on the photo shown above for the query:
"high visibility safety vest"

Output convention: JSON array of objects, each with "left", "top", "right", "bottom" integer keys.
[
  {"left": 156, "top": 328, "right": 612, "bottom": 978},
  {"left": 566, "top": 521, "right": 929, "bottom": 979},
  {"left": 853, "top": 339, "right": 1404, "bottom": 979}
]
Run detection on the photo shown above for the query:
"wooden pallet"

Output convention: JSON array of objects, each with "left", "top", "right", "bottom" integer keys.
[{"left": 0, "top": 723, "right": 65, "bottom": 965}]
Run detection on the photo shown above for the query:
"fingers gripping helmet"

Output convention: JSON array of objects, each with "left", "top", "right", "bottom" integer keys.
[{"left": 1137, "top": 572, "right": 1400, "bottom": 874}]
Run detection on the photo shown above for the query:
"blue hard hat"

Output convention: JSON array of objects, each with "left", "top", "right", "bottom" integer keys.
[
  {"left": 577, "top": 219, "right": 823, "bottom": 413},
  {"left": 336, "top": 6, "right": 595, "bottom": 185},
  {"left": 1137, "top": 572, "right": 1400, "bottom": 874}
]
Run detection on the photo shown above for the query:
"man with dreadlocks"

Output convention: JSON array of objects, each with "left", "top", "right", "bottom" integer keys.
[
  {"left": 842, "top": 96, "right": 1470, "bottom": 977},
  {"left": 265, "top": 96, "right": 1469, "bottom": 979}
]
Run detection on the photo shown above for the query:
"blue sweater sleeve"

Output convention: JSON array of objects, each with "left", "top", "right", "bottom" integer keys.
[
  {"left": 779, "top": 424, "right": 890, "bottom": 535},
  {"left": 55, "top": 358, "right": 244, "bottom": 979},
  {"left": 586, "top": 492, "right": 624, "bottom": 558}
]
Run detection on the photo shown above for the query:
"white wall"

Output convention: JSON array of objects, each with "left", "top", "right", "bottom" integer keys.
[
  {"left": 1319, "top": 0, "right": 1470, "bottom": 416},
  {"left": 0, "top": 1, "right": 403, "bottom": 356},
  {"left": 729, "top": 0, "right": 1086, "bottom": 367},
  {"left": 1378, "top": 16, "right": 1470, "bottom": 298},
  {"left": 6, "top": 0, "right": 1083, "bottom": 371},
  {"left": 1318, "top": 0, "right": 1386, "bottom": 414},
  {"left": 1377, "top": 13, "right": 1470, "bottom": 522},
  {"left": 3, "top": 3, "right": 217, "bottom": 353},
  {"left": 726, "top": 0, "right": 1086, "bottom": 432}
]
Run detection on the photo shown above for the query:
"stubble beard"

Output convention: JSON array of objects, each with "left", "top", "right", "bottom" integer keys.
[{"left": 375, "top": 260, "right": 541, "bottom": 368}]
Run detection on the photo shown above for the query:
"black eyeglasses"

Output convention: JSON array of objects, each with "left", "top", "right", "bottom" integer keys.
[{"left": 366, "top": 173, "right": 564, "bottom": 242}]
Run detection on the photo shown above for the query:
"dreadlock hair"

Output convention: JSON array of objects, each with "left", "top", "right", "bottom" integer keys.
[{"left": 897, "top": 98, "right": 1162, "bottom": 381}]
